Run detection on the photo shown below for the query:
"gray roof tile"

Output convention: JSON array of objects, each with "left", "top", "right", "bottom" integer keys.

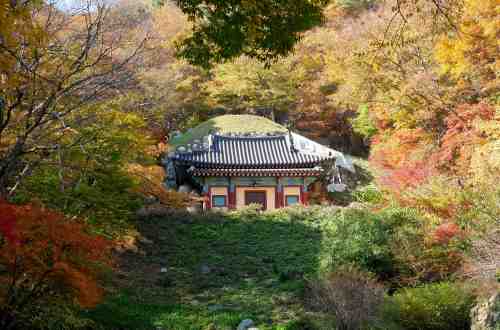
[{"left": 171, "top": 134, "right": 333, "bottom": 168}]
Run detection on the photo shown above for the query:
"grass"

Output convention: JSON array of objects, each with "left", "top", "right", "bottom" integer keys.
[
  {"left": 169, "top": 115, "right": 288, "bottom": 147},
  {"left": 86, "top": 207, "right": 339, "bottom": 330}
]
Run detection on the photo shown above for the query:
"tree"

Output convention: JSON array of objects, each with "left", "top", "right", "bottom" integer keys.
[
  {"left": 172, "top": 0, "right": 328, "bottom": 68},
  {"left": 0, "top": 199, "right": 113, "bottom": 330},
  {"left": 203, "top": 57, "right": 300, "bottom": 121},
  {"left": 167, "top": 0, "right": 463, "bottom": 68},
  {"left": 12, "top": 103, "right": 152, "bottom": 236},
  {"left": 0, "top": 1, "right": 146, "bottom": 195}
]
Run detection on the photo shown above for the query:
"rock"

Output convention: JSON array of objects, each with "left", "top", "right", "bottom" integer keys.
[
  {"left": 178, "top": 184, "right": 193, "bottom": 193},
  {"left": 236, "top": 319, "right": 254, "bottom": 330},
  {"left": 160, "top": 267, "right": 168, "bottom": 273},
  {"left": 471, "top": 292, "right": 500, "bottom": 330},
  {"left": 138, "top": 236, "right": 154, "bottom": 245},
  {"left": 136, "top": 204, "right": 174, "bottom": 219},
  {"left": 207, "top": 304, "right": 224, "bottom": 312},
  {"left": 144, "top": 195, "right": 158, "bottom": 205},
  {"left": 200, "top": 264, "right": 211, "bottom": 274},
  {"left": 347, "top": 202, "right": 366, "bottom": 209},
  {"left": 247, "top": 328, "right": 259, "bottom": 330},
  {"left": 187, "top": 204, "right": 202, "bottom": 213}
]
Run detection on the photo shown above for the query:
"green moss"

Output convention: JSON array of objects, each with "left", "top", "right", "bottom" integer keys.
[{"left": 169, "top": 115, "right": 287, "bottom": 147}]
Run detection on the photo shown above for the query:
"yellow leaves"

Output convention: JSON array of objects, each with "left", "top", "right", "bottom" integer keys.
[
  {"left": 434, "top": 0, "right": 499, "bottom": 80},
  {"left": 152, "top": 2, "right": 189, "bottom": 49},
  {"left": 0, "top": 1, "right": 46, "bottom": 89},
  {"left": 434, "top": 36, "right": 469, "bottom": 78},
  {"left": 127, "top": 164, "right": 189, "bottom": 209},
  {"left": 470, "top": 139, "right": 500, "bottom": 184}
]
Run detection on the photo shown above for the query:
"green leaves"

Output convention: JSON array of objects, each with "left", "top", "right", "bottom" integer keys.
[
  {"left": 351, "top": 104, "right": 378, "bottom": 140},
  {"left": 385, "top": 282, "right": 475, "bottom": 330},
  {"left": 172, "top": 0, "right": 328, "bottom": 68}
]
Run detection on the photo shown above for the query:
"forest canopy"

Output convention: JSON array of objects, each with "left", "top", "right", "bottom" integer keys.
[{"left": 0, "top": 0, "right": 499, "bottom": 329}]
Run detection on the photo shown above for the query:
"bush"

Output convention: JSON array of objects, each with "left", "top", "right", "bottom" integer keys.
[
  {"left": 306, "top": 266, "right": 385, "bottom": 330},
  {"left": 352, "top": 183, "right": 383, "bottom": 204},
  {"left": 324, "top": 208, "right": 397, "bottom": 279},
  {"left": 13, "top": 165, "right": 142, "bottom": 237},
  {"left": 385, "top": 207, "right": 467, "bottom": 285},
  {"left": 384, "top": 282, "right": 476, "bottom": 330}
]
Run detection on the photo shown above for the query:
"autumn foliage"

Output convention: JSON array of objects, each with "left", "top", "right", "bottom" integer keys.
[{"left": 0, "top": 199, "right": 112, "bottom": 329}]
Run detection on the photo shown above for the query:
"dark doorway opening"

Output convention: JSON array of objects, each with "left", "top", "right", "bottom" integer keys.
[{"left": 244, "top": 191, "right": 267, "bottom": 210}]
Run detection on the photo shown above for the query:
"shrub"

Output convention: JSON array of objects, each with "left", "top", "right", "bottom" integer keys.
[
  {"left": 352, "top": 183, "right": 383, "bottom": 204},
  {"left": 306, "top": 265, "right": 385, "bottom": 330},
  {"left": 386, "top": 208, "right": 467, "bottom": 286},
  {"left": 384, "top": 282, "right": 476, "bottom": 330},
  {"left": 13, "top": 165, "right": 142, "bottom": 237},
  {"left": 0, "top": 199, "right": 113, "bottom": 329},
  {"left": 325, "top": 208, "right": 397, "bottom": 279}
]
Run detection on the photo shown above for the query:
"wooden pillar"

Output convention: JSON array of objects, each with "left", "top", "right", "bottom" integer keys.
[
  {"left": 301, "top": 178, "right": 309, "bottom": 206},
  {"left": 301, "top": 190, "right": 309, "bottom": 205},
  {"left": 228, "top": 183, "right": 236, "bottom": 209},
  {"left": 203, "top": 185, "right": 211, "bottom": 210},
  {"left": 276, "top": 179, "right": 283, "bottom": 208}
]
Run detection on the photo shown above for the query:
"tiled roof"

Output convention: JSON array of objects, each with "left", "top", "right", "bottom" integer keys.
[
  {"left": 171, "top": 134, "right": 334, "bottom": 169},
  {"left": 190, "top": 167, "right": 323, "bottom": 177}
]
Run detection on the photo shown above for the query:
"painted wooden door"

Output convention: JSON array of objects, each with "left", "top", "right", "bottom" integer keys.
[{"left": 244, "top": 191, "right": 267, "bottom": 210}]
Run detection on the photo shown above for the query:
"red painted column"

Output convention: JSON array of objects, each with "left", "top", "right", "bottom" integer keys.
[
  {"left": 302, "top": 191, "right": 309, "bottom": 206},
  {"left": 300, "top": 184, "right": 309, "bottom": 206},
  {"left": 276, "top": 180, "right": 283, "bottom": 208},
  {"left": 228, "top": 190, "right": 236, "bottom": 209},
  {"left": 276, "top": 190, "right": 283, "bottom": 208},
  {"left": 205, "top": 189, "right": 211, "bottom": 210}
]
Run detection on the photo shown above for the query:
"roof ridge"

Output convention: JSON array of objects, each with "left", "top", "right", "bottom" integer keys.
[{"left": 213, "top": 133, "right": 286, "bottom": 140}]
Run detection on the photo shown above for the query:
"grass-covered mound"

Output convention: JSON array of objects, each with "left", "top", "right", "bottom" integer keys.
[{"left": 169, "top": 115, "right": 287, "bottom": 147}]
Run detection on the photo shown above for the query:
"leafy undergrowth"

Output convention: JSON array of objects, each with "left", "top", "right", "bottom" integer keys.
[{"left": 86, "top": 207, "right": 336, "bottom": 330}]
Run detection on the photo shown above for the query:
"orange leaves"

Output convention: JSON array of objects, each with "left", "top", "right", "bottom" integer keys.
[
  {"left": 53, "top": 262, "right": 104, "bottom": 308},
  {"left": 437, "top": 102, "right": 496, "bottom": 175},
  {"left": 433, "top": 222, "right": 462, "bottom": 245},
  {"left": 0, "top": 200, "right": 112, "bottom": 311},
  {"left": 371, "top": 102, "right": 497, "bottom": 194},
  {"left": 370, "top": 128, "right": 436, "bottom": 191}
]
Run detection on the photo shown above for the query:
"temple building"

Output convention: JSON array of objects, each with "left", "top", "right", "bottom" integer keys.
[{"left": 164, "top": 115, "right": 352, "bottom": 210}]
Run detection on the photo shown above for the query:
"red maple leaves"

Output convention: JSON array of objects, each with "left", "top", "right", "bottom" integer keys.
[
  {"left": 0, "top": 199, "right": 113, "bottom": 311},
  {"left": 0, "top": 199, "right": 19, "bottom": 245}
]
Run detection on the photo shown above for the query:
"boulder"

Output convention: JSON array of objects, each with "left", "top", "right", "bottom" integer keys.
[
  {"left": 236, "top": 319, "right": 254, "bottom": 330},
  {"left": 137, "top": 235, "right": 153, "bottom": 245},
  {"left": 178, "top": 184, "right": 193, "bottom": 193},
  {"left": 471, "top": 292, "right": 500, "bottom": 330},
  {"left": 200, "top": 264, "right": 211, "bottom": 274},
  {"left": 187, "top": 204, "right": 202, "bottom": 213},
  {"left": 207, "top": 304, "right": 224, "bottom": 312}
]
